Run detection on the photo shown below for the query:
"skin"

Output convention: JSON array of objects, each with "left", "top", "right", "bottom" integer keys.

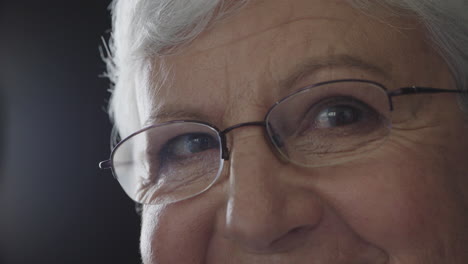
[{"left": 131, "top": 0, "right": 468, "bottom": 263}]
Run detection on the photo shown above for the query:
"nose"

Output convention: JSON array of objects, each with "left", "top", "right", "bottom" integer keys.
[{"left": 220, "top": 128, "right": 324, "bottom": 253}]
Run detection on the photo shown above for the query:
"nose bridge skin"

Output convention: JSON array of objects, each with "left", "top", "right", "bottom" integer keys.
[{"left": 220, "top": 126, "right": 324, "bottom": 254}]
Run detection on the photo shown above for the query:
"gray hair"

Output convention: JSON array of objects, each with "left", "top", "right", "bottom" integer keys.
[{"left": 104, "top": 0, "right": 468, "bottom": 136}]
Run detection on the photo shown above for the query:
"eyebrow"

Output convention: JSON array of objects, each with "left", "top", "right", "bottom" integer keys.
[
  {"left": 146, "top": 54, "right": 390, "bottom": 125},
  {"left": 145, "top": 107, "right": 213, "bottom": 126},
  {"left": 279, "top": 54, "right": 390, "bottom": 95}
]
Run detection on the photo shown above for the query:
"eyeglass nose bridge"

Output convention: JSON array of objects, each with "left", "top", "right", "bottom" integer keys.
[{"left": 219, "top": 121, "right": 267, "bottom": 161}]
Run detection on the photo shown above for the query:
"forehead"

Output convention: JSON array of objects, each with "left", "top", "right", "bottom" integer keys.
[{"left": 136, "top": 0, "right": 445, "bottom": 129}]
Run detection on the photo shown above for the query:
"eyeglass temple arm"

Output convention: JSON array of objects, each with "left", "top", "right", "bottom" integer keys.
[
  {"left": 389, "top": 86, "right": 465, "bottom": 97},
  {"left": 99, "top": 159, "right": 112, "bottom": 170}
]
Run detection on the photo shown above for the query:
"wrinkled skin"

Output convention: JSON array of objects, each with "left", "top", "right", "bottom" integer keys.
[{"left": 133, "top": 0, "right": 468, "bottom": 263}]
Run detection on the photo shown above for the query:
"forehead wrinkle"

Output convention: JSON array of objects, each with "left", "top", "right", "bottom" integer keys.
[{"left": 187, "top": 16, "right": 348, "bottom": 58}]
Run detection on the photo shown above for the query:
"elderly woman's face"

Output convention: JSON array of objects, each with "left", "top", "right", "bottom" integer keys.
[{"left": 135, "top": 0, "right": 468, "bottom": 263}]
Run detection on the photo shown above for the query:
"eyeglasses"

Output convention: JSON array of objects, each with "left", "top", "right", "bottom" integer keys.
[{"left": 99, "top": 79, "right": 464, "bottom": 205}]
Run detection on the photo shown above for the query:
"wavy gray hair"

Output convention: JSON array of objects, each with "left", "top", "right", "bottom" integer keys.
[{"left": 104, "top": 0, "right": 468, "bottom": 136}]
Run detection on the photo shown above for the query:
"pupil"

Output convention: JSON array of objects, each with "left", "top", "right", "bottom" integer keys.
[
  {"left": 188, "top": 135, "right": 216, "bottom": 153},
  {"left": 323, "top": 105, "right": 360, "bottom": 127}
]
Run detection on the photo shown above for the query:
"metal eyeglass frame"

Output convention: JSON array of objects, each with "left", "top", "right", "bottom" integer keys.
[{"left": 99, "top": 78, "right": 465, "bottom": 181}]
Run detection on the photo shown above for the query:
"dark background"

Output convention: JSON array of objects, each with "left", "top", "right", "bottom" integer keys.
[{"left": 0, "top": 1, "right": 141, "bottom": 263}]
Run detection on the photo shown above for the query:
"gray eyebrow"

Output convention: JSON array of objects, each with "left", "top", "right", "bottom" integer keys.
[
  {"left": 145, "top": 107, "right": 213, "bottom": 126},
  {"left": 279, "top": 54, "right": 390, "bottom": 95}
]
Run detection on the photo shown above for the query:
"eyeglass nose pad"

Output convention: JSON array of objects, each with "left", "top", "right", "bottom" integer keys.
[
  {"left": 268, "top": 125, "right": 284, "bottom": 148},
  {"left": 220, "top": 133, "right": 230, "bottom": 160},
  {"left": 272, "top": 132, "right": 283, "bottom": 148}
]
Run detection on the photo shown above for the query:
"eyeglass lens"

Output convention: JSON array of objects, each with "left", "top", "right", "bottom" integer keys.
[
  {"left": 112, "top": 122, "right": 224, "bottom": 204},
  {"left": 266, "top": 81, "right": 391, "bottom": 167}
]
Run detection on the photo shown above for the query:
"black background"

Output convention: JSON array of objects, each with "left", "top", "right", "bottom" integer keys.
[{"left": 0, "top": 1, "right": 141, "bottom": 263}]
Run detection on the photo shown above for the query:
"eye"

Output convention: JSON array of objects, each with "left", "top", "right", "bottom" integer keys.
[
  {"left": 160, "top": 132, "right": 220, "bottom": 161},
  {"left": 315, "top": 104, "right": 362, "bottom": 128},
  {"left": 303, "top": 96, "right": 380, "bottom": 132}
]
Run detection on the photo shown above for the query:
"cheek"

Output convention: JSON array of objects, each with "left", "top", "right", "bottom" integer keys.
[
  {"left": 319, "top": 137, "right": 468, "bottom": 257},
  {"left": 140, "top": 199, "right": 219, "bottom": 264}
]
